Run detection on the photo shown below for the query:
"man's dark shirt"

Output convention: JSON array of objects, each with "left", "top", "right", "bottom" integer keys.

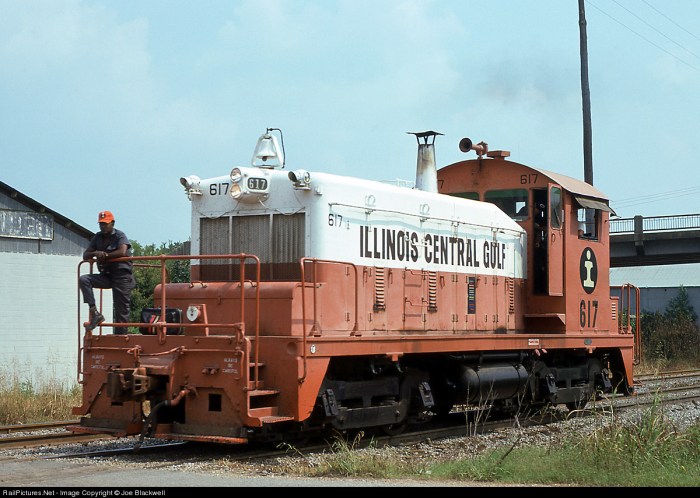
[{"left": 84, "top": 228, "right": 133, "bottom": 276}]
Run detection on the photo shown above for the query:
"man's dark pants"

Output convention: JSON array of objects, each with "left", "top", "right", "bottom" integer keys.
[{"left": 79, "top": 273, "right": 136, "bottom": 335}]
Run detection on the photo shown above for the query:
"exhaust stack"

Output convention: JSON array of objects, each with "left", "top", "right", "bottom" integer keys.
[{"left": 408, "top": 131, "right": 443, "bottom": 193}]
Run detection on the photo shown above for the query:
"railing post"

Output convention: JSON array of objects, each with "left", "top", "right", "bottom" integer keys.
[{"left": 633, "top": 215, "right": 644, "bottom": 256}]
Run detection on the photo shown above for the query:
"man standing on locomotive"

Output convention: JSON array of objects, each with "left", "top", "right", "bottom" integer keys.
[{"left": 79, "top": 210, "right": 136, "bottom": 334}]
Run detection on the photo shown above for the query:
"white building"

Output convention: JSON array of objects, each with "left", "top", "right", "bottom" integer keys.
[
  {"left": 610, "top": 263, "right": 700, "bottom": 325},
  {"left": 0, "top": 181, "right": 112, "bottom": 387}
]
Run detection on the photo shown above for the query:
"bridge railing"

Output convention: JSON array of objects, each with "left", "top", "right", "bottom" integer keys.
[{"left": 610, "top": 214, "right": 700, "bottom": 234}]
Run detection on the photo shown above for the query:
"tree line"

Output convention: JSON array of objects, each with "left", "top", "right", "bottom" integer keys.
[
  {"left": 128, "top": 240, "right": 190, "bottom": 326},
  {"left": 640, "top": 286, "right": 700, "bottom": 365}
]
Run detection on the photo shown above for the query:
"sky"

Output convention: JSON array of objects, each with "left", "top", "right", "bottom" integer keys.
[{"left": 1, "top": 0, "right": 699, "bottom": 246}]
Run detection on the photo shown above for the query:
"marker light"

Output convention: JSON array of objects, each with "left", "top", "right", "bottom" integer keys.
[
  {"left": 179, "top": 175, "right": 202, "bottom": 200},
  {"left": 288, "top": 169, "right": 311, "bottom": 189}
]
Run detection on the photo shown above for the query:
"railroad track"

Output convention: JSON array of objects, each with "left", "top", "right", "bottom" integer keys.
[
  {"left": 634, "top": 368, "right": 700, "bottom": 383},
  {"left": 3, "top": 368, "right": 699, "bottom": 457},
  {"left": 46, "top": 382, "right": 700, "bottom": 462},
  {"left": 0, "top": 421, "right": 108, "bottom": 450},
  {"left": 0, "top": 420, "right": 77, "bottom": 434}
]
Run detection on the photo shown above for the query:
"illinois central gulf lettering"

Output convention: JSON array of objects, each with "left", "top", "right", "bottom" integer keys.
[
  {"left": 483, "top": 240, "right": 507, "bottom": 269},
  {"left": 424, "top": 234, "right": 479, "bottom": 267},
  {"left": 359, "top": 225, "right": 498, "bottom": 269},
  {"left": 360, "top": 226, "right": 419, "bottom": 262}
]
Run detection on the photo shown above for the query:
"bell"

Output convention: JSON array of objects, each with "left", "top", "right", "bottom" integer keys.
[
  {"left": 253, "top": 134, "right": 277, "bottom": 161},
  {"left": 251, "top": 128, "right": 286, "bottom": 168}
]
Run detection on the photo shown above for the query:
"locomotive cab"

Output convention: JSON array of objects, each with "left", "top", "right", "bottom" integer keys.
[
  {"left": 438, "top": 148, "right": 635, "bottom": 402},
  {"left": 438, "top": 149, "right": 617, "bottom": 333}
]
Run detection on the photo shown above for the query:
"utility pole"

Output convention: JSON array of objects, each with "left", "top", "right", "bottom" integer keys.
[{"left": 579, "top": 0, "right": 593, "bottom": 186}]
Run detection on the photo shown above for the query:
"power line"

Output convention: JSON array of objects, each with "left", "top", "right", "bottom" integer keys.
[
  {"left": 585, "top": 0, "right": 700, "bottom": 72},
  {"left": 611, "top": 0, "right": 700, "bottom": 62},
  {"left": 615, "top": 185, "right": 700, "bottom": 202},
  {"left": 612, "top": 185, "right": 700, "bottom": 208},
  {"left": 640, "top": 0, "right": 700, "bottom": 43},
  {"left": 614, "top": 187, "right": 700, "bottom": 206}
]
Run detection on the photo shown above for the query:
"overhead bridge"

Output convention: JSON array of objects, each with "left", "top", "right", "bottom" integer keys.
[{"left": 610, "top": 214, "right": 700, "bottom": 267}]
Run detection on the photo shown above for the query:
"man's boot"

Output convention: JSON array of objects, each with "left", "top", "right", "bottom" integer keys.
[{"left": 87, "top": 307, "right": 105, "bottom": 330}]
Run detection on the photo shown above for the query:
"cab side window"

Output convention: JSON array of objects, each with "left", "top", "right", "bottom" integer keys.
[
  {"left": 550, "top": 187, "right": 563, "bottom": 229},
  {"left": 485, "top": 189, "right": 529, "bottom": 221},
  {"left": 577, "top": 208, "right": 599, "bottom": 240}
]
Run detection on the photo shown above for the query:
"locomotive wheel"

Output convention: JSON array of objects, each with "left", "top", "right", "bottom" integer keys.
[
  {"left": 566, "top": 359, "right": 603, "bottom": 411},
  {"left": 381, "top": 421, "right": 408, "bottom": 436}
]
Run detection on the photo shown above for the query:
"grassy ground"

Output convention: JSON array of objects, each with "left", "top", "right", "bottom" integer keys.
[
  {"left": 285, "top": 398, "right": 700, "bottom": 486},
  {"left": 0, "top": 365, "right": 80, "bottom": 425},
  {"left": 2, "top": 359, "right": 699, "bottom": 486}
]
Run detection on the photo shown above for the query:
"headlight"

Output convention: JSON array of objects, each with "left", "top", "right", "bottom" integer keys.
[
  {"left": 228, "top": 167, "right": 270, "bottom": 202},
  {"left": 230, "top": 168, "right": 242, "bottom": 183}
]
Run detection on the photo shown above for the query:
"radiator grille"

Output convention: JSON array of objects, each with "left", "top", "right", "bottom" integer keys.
[
  {"left": 200, "top": 217, "right": 230, "bottom": 264},
  {"left": 232, "top": 215, "right": 271, "bottom": 262},
  {"left": 199, "top": 213, "right": 305, "bottom": 280},
  {"left": 272, "top": 213, "right": 305, "bottom": 264}
]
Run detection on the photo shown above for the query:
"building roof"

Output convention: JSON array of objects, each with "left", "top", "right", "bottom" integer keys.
[
  {"left": 0, "top": 180, "right": 93, "bottom": 240},
  {"left": 610, "top": 263, "right": 700, "bottom": 288}
]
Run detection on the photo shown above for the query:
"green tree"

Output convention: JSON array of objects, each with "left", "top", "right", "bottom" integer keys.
[
  {"left": 640, "top": 285, "right": 700, "bottom": 364},
  {"left": 129, "top": 240, "right": 190, "bottom": 326},
  {"left": 664, "top": 285, "right": 698, "bottom": 324}
]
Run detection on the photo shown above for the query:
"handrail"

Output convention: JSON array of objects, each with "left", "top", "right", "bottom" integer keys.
[
  {"left": 76, "top": 253, "right": 261, "bottom": 387},
  {"left": 612, "top": 283, "right": 642, "bottom": 365},
  {"left": 75, "top": 260, "right": 108, "bottom": 384},
  {"left": 610, "top": 213, "right": 700, "bottom": 234},
  {"left": 299, "top": 258, "right": 359, "bottom": 384}
]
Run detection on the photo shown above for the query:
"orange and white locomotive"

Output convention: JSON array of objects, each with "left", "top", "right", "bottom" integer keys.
[{"left": 70, "top": 129, "right": 637, "bottom": 444}]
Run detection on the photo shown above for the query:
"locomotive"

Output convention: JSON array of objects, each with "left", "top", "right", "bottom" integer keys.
[{"left": 69, "top": 129, "right": 637, "bottom": 445}]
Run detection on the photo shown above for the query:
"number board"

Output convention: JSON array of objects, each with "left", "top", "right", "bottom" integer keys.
[{"left": 247, "top": 177, "right": 268, "bottom": 191}]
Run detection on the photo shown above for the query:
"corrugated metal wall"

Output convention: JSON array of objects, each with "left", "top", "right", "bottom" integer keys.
[
  {"left": 610, "top": 263, "right": 700, "bottom": 326},
  {"left": 0, "top": 192, "right": 88, "bottom": 255}
]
